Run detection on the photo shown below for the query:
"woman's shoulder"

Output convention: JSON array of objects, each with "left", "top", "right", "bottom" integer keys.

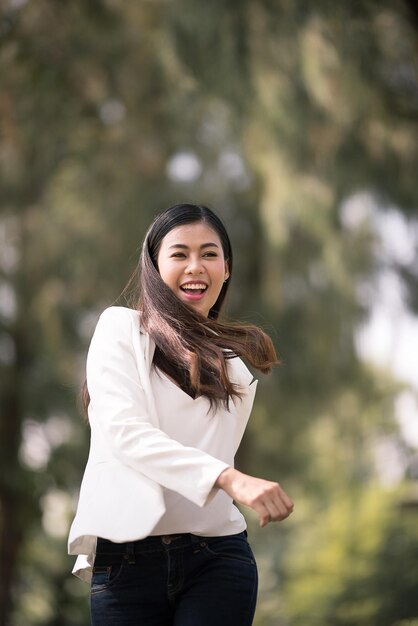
[
  {"left": 99, "top": 305, "right": 140, "bottom": 322},
  {"left": 93, "top": 306, "right": 142, "bottom": 338}
]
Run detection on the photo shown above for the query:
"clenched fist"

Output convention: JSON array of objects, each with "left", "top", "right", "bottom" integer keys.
[{"left": 215, "top": 467, "right": 294, "bottom": 527}]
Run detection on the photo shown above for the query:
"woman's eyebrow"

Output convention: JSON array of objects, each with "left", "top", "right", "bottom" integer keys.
[{"left": 168, "top": 242, "right": 220, "bottom": 250}]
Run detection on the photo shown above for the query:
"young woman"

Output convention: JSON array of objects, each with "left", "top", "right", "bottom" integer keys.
[{"left": 68, "top": 203, "right": 293, "bottom": 626}]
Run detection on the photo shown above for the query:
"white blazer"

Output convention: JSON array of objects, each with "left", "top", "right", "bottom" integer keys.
[{"left": 67, "top": 306, "right": 257, "bottom": 582}]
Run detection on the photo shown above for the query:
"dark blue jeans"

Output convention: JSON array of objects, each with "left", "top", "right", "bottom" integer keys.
[{"left": 90, "top": 531, "right": 258, "bottom": 625}]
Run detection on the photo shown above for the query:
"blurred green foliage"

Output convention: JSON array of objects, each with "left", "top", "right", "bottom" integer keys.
[{"left": 1, "top": 1, "right": 417, "bottom": 625}]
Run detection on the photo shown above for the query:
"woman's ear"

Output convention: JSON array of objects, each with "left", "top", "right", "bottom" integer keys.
[{"left": 224, "top": 261, "right": 230, "bottom": 281}]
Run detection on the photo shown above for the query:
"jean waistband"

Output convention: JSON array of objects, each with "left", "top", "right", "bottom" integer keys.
[{"left": 96, "top": 531, "right": 247, "bottom": 555}]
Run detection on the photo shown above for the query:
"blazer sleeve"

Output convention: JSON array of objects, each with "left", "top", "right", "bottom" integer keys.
[{"left": 86, "top": 307, "right": 229, "bottom": 507}]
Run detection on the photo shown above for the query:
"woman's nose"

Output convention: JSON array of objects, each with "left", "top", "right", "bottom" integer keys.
[{"left": 185, "top": 255, "right": 204, "bottom": 274}]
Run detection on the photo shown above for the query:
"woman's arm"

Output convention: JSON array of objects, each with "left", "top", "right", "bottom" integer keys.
[{"left": 215, "top": 467, "right": 294, "bottom": 527}]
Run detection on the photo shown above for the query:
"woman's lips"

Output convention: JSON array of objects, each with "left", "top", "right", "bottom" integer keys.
[
  {"left": 180, "top": 282, "right": 208, "bottom": 301},
  {"left": 181, "top": 290, "right": 206, "bottom": 301}
]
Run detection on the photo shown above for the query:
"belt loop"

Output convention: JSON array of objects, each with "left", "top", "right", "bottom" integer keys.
[{"left": 125, "top": 541, "right": 136, "bottom": 564}]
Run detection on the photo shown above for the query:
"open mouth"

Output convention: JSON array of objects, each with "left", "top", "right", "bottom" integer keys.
[{"left": 180, "top": 283, "right": 208, "bottom": 295}]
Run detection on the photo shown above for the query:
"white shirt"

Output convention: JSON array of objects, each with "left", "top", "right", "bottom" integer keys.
[
  {"left": 149, "top": 367, "right": 247, "bottom": 536},
  {"left": 67, "top": 307, "right": 258, "bottom": 582}
]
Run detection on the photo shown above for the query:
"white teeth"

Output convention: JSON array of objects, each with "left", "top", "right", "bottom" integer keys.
[{"left": 181, "top": 284, "right": 207, "bottom": 290}]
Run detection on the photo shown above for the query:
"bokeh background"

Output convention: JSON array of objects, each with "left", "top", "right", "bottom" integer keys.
[{"left": 1, "top": 1, "right": 418, "bottom": 625}]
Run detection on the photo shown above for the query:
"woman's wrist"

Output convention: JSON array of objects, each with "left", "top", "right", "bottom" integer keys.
[{"left": 215, "top": 466, "right": 239, "bottom": 490}]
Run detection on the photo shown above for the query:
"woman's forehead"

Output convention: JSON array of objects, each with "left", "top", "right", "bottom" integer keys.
[{"left": 161, "top": 222, "right": 222, "bottom": 246}]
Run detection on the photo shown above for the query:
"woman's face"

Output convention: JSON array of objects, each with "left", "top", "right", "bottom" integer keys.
[{"left": 157, "top": 221, "right": 230, "bottom": 317}]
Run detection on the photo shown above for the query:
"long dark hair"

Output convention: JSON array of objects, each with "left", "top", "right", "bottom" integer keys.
[
  {"left": 83, "top": 203, "right": 279, "bottom": 413},
  {"left": 139, "top": 203, "right": 278, "bottom": 406}
]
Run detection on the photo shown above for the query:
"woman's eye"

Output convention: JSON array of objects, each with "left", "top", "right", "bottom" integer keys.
[
  {"left": 203, "top": 252, "right": 217, "bottom": 257},
  {"left": 171, "top": 253, "right": 186, "bottom": 258}
]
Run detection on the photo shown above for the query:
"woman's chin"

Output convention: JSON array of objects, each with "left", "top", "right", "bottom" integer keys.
[
  {"left": 189, "top": 303, "right": 210, "bottom": 317},
  {"left": 181, "top": 299, "right": 210, "bottom": 317}
]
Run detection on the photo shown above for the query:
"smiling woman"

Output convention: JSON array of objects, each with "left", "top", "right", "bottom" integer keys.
[{"left": 68, "top": 203, "right": 294, "bottom": 626}]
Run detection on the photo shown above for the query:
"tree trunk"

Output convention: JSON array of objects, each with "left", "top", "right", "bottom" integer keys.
[{"left": 0, "top": 339, "right": 24, "bottom": 626}]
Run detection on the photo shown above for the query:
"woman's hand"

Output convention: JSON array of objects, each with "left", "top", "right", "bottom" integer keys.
[{"left": 215, "top": 467, "right": 294, "bottom": 528}]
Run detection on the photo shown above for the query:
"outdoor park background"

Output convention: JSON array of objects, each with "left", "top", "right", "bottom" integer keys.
[{"left": 1, "top": 1, "right": 418, "bottom": 625}]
